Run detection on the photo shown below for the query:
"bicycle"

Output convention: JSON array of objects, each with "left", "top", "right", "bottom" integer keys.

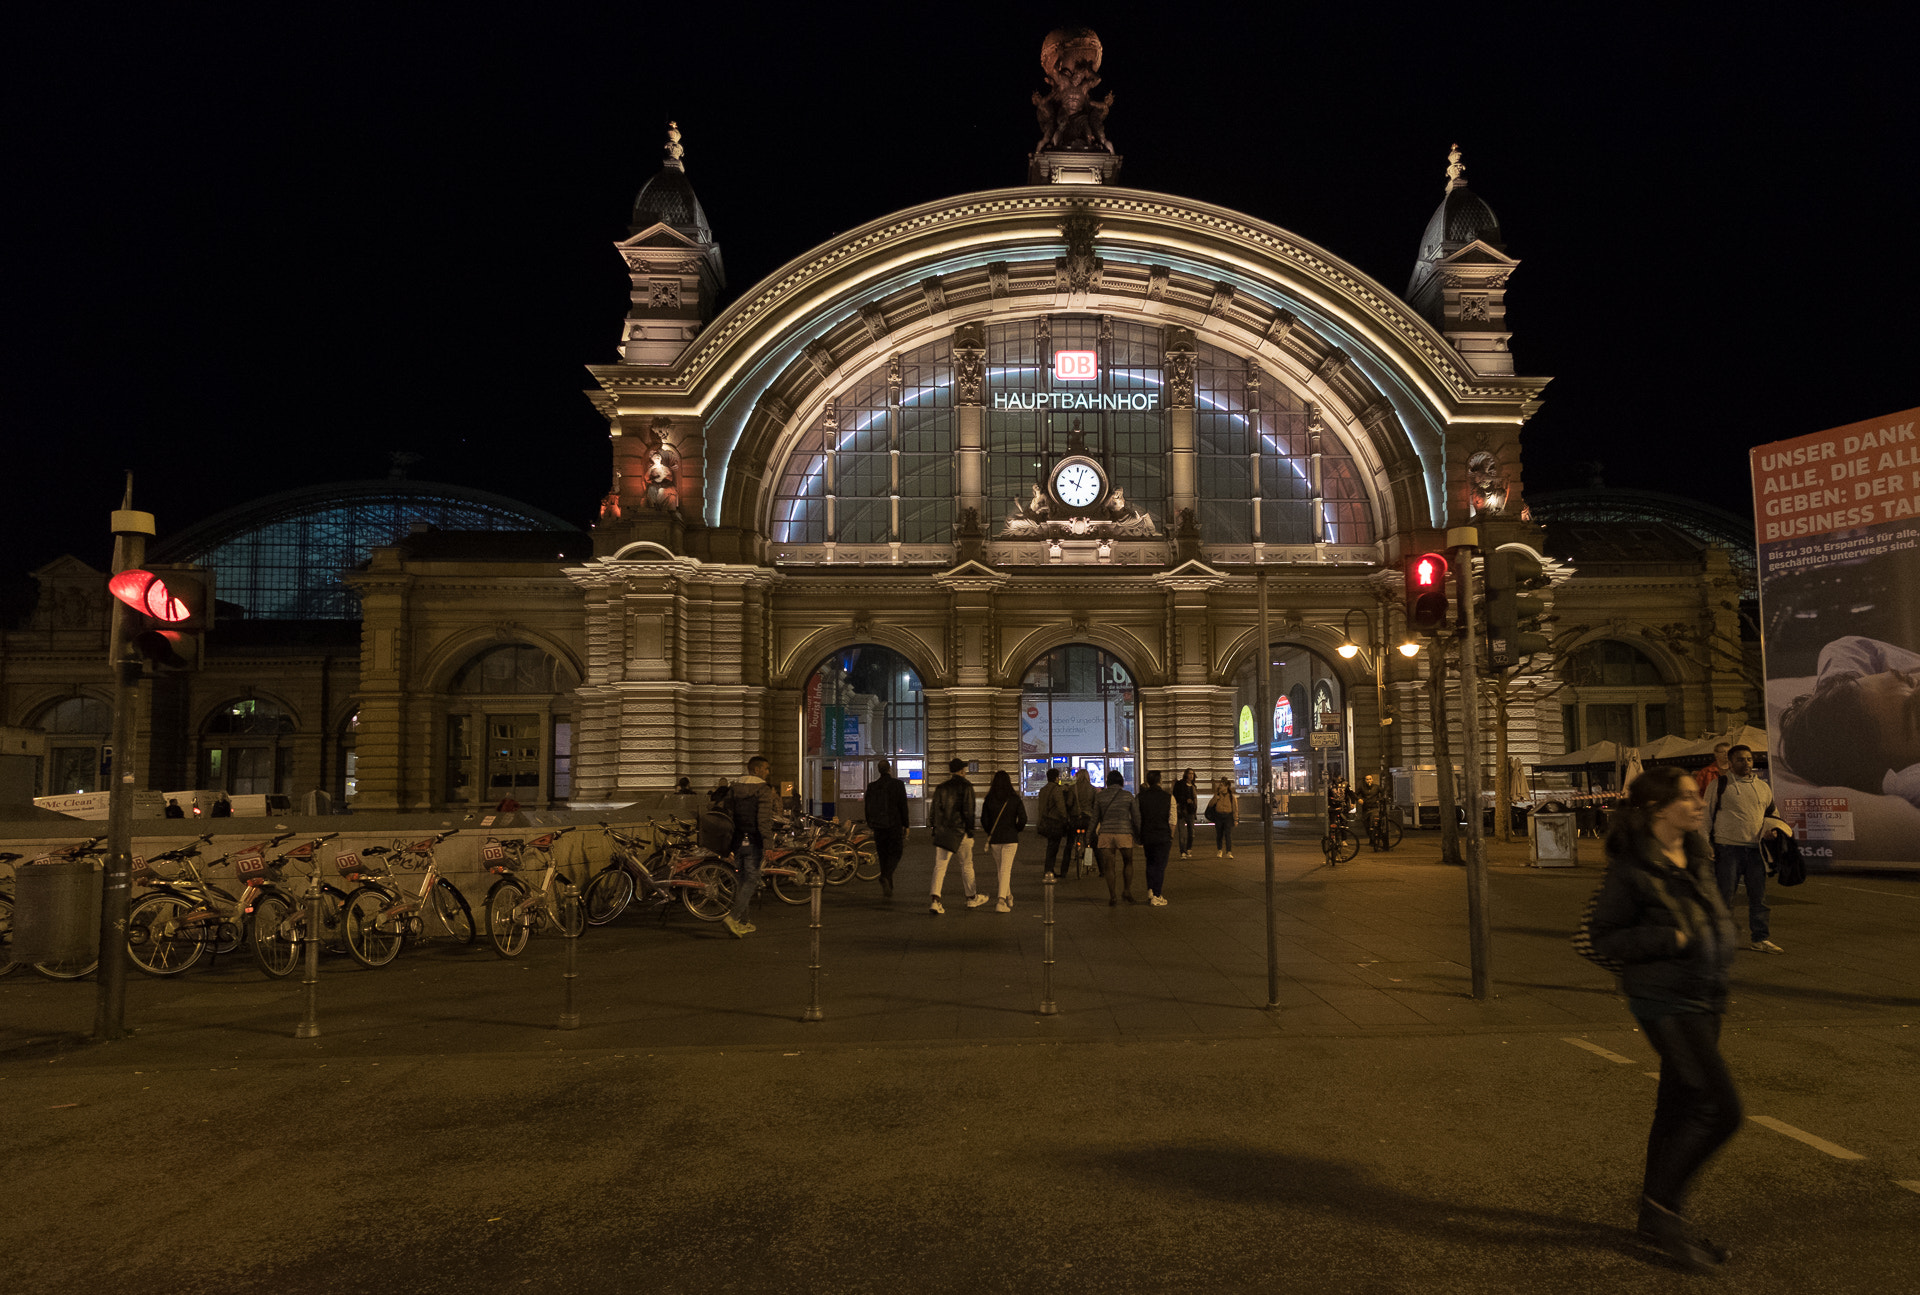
[
  {"left": 1320, "top": 812, "right": 1360, "bottom": 865},
  {"left": 126, "top": 831, "right": 297, "bottom": 975},
  {"left": 1364, "top": 803, "right": 1405, "bottom": 852},
  {"left": 481, "top": 828, "right": 587, "bottom": 957},
  {"left": 246, "top": 834, "right": 356, "bottom": 978},
  {"left": 337, "top": 829, "right": 473, "bottom": 968},
  {"left": 583, "top": 821, "right": 731, "bottom": 924}
]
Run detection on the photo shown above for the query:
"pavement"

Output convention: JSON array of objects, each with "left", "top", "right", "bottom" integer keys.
[{"left": 4, "top": 830, "right": 1917, "bottom": 1293}]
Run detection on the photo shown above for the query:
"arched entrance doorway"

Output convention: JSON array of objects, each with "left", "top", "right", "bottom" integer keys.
[
  {"left": 1018, "top": 645, "right": 1136, "bottom": 794},
  {"left": 800, "top": 645, "right": 927, "bottom": 819},
  {"left": 1232, "top": 643, "right": 1346, "bottom": 803}
]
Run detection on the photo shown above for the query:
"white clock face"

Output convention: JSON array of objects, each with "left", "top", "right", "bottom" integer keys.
[{"left": 1055, "top": 462, "right": 1102, "bottom": 507}]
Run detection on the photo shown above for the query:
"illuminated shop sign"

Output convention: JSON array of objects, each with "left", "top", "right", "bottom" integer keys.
[
  {"left": 992, "top": 390, "right": 1160, "bottom": 411},
  {"left": 1053, "top": 350, "right": 1098, "bottom": 380}
]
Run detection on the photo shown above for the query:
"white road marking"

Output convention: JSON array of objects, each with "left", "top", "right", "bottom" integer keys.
[
  {"left": 1563, "top": 1037, "right": 1636, "bottom": 1065},
  {"left": 1825, "top": 884, "right": 1920, "bottom": 900},
  {"left": 1644, "top": 1071, "right": 1660, "bottom": 1080},
  {"left": 1750, "top": 1116, "right": 1866, "bottom": 1160},
  {"left": 1895, "top": 1181, "right": 1920, "bottom": 1194}
]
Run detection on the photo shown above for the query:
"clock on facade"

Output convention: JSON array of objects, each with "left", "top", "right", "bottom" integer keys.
[{"left": 1051, "top": 456, "right": 1107, "bottom": 509}]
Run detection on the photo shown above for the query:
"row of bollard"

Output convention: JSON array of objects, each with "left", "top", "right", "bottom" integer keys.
[{"left": 283, "top": 860, "right": 1057, "bottom": 1039}]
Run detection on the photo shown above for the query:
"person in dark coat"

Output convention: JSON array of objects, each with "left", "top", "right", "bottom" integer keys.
[
  {"left": 979, "top": 769, "right": 1028, "bottom": 912},
  {"left": 1588, "top": 765, "right": 1742, "bottom": 1273},
  {"left": 927, "top": 758, "right": 981, "bottom": 914},
  {"left": 1137, "top": 770, "right": 1175, "bottom": 905},
  {"left": 1036, "top": 767, "right": 1072, "bottom": 876},
  {"left": 1173, "top": 768, "right": 1198, "bottom": 859},
  {"left": 863, "top": 760, "right": 910, "bottom": 898},
  {"left": 722, "top": 756, "right": 781, "bottom": 939},
  {"left": 164, "top": 798, "right": 185, "bottom": 819}
]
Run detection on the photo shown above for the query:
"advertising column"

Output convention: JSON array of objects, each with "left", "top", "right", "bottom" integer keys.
[{"left": 1752, "top": 405, "right": 1920, "bottom": 868}]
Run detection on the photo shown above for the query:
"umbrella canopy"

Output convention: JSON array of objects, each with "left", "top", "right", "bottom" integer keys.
[
  {"left": 1634, "top": 734, "right": 1695, "bottom": 761},
  {"left": 1672, "top": 725, "right": 1770, "bottom": 759},
  {"left": 1533, "top": 740, "right": 1626, "bottom": 769}
]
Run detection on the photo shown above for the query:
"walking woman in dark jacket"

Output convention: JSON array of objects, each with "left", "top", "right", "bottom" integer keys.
[
  {"left": 1588, "top": 765, "right": 1742, "bottom": 1273},
  {"left": 980, "top": 770, "right": 1028, "bottom": 913}
]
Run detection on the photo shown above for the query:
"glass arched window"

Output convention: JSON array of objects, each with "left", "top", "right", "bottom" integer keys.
[
  {"left": 202, "top": 699, "right": 296, "bottom": 796},
  {"left": 799, "top": 645, "right": 927, "bottom": 817},
  {"left": 35, "top": 696, "right": 112, "bottom": 794},
  {"left": 1019, "top": 645, "right": 1136, "bottom": 794},
  {"left": 1561, "top": 640, "right": 1673, "bottom": 752},
  {"left": 771, "top": 340, "right": 954, "bottom": 544},
  {"left": 444, "top": 644, "right": 577, "bottom": 809},
  {"left": 1232, "top": 643, "right": 1346, "bottom": 796}
]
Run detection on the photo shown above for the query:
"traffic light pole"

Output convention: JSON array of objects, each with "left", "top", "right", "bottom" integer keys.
[
  {"left": 1257, "top": 570, "right": 1278, "bottom": 1009},
  {"left": 1451, "top": 533, "right": 1491, "bottom": 1000},
  {"left": 97, "top": 483, "right": 153, "bottom": 1041}
]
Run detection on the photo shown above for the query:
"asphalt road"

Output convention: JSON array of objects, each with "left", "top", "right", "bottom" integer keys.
[{"left": 4, "top": 834, "right": 1917, "bottom": 1293}]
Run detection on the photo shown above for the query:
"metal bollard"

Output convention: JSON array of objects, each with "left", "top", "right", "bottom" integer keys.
[
  {"left": 803, "top": 873, "right": 824, "bottom": 1022},
  {"left": 558, "top": 885, "right": 581, "bottom": 1030},
  {"left": 295, "top": 871, "right": 322, "bottom": 1039},
  {"left": 1039, "top": 870, "right": 1058, "bottom": 1015}
]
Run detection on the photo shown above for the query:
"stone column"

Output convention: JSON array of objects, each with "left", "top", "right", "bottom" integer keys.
[
  {"left": 954, "top": 323, "right": 986, "bottom": 522},
  {"left": 1164, "top": 327, "right": 1198, "bottom": 523}
]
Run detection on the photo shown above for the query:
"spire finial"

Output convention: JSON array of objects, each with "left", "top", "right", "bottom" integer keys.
[
  {"left": 1445, "top": 143, "right": 1466, "bottom": 192},
  {"left": 663, "top": 121, "right": 685, "bottom": 171}
]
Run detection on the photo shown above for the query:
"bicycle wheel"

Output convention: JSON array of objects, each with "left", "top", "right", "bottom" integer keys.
[
  {"left": 820, "top": 849, "right": 858, "bottom": 886},
  {"left": 852, "top": 843, "right": 880, "bottom": 881},
  {"left": 342, "top": 886, "right": 405, "bottom": 967},
  {"left": 251, "top": 892, "right": 302, "bottom": 979},
  {"left": 432, "top": 878, "right": 475, "bottom": 944},
  {"left": 1380, "top": 817, "right": 1404, "bottom": 850},
  {"left": 126, "top": 892, "right": 205, "bottom": 976},
  {"left": 0, "top": 894, "right": 17, "bottom": 978},
  {"left": 318, "top": 884, "right": 350, "bottom": 952},
  {"left": 555, "top": 881, "right": 587, "bottom": 937},
  {"left": 680, "top": 862, "right": 734, "bottom": 922},
  {"left": 206, "top": 886, "right": 245, "bottom": 957},
  {"left": 1333, "top": 831, "right": 1360, "bottom": 864},
  {"left": 583, "top": 866, "right": 635, "bottom": 926},
  {"left": 768, "top": 854, "right": 818, "bottom": 905},
  {"left": 485, "top": 878, "right": 531, "bottom": 957}
]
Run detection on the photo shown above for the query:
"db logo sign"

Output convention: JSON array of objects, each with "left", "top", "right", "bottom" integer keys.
[{"left": 1053, "top": 350, "right": 1097, "bottom": 381}]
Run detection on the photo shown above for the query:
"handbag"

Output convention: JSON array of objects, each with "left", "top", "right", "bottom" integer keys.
[{"left": 1570, "top": 884, "right": 1626, "bottom": 976}]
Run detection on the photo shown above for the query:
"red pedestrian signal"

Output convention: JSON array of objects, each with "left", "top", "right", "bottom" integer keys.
[
  {"left": 109, "top": 567, "right": 212, "bottom": 670},
  {"left": 1407, "top": 552, "right": 1450, "bottom": 632}
]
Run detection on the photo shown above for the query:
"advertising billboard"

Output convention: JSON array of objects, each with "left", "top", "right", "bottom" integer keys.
[{"left": 1751, "top": 405, "right": 1920, "bottom": 868}]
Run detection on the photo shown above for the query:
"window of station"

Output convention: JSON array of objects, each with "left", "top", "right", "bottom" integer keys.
[
  {"left": 444, "top": 643, "right": 577, "bottom": 808},
  {"left": 1561, "top": 640, "right": 1675, "bottom": 749},
  {"left": 202, "top": 698, "right": 296, "bottom": 796},
  {"left": 1231, "top": 643, "right": 1345, "bottom": 798},
  {"left": 800, "top": 645, "right": 926, "bottom": 818},
  {"left": 34, "top": 695, "right": 111, "bottom": 795},
  {"left": 1018, "top": 645, "right": 1136, "bottom": 795}
]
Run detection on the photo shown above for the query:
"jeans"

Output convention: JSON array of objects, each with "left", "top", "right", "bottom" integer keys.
[
  {"left": 1096, "top": 845, "right": 1135, "bottom": 900},
  {"left": 1178, "top": 813, "right": 1195, "bottom": 854},
  {"left": 989, "top": 842, "right": 1017, "bottom": 899},
  {"left": 1214, "top": 820, "right": 1233, "bottom": 851},
  {"left": 1143, "top": 840, "right": 1170, "bottom": 896},
  {"left": 729, "top": 837, "right": 762, "bottom": 923},
  {"left": 1638, "top": 1011, "right": 1743, "bottom": 1212},
  {"left": 930, "top": 841, "right": 975, "bottom": 898},
  {"left": 1713, "top": 843, "right": 1769, "bottom": 941},
  {"left": 873, "top": 826, "right": 906, "bottom": 884},
  {"left": 1043, "top": 832, "right": 1070, "bottom": 875}
]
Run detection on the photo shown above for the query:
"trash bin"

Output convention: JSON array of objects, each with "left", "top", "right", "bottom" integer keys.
[{"left": 12, "top": 857, "right": 103, "bottom": 966}]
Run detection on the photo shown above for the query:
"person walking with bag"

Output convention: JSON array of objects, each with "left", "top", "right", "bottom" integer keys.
[
  {"left": 1587, "top": 766, "right": 1742, "bottom": 1273},
  {"left": 1092, "top": 769, "right": 1141, "bottom": 905},
  {"left": 863, "top": 760, "right": 910, "bottom": 899},
  {"left": 927, "top": 758, "right": 985, "bottom": 914},
  {"left": 1068, "top": 767, "right": 1098, "bottom": 876},
  {"left": 980, "top": 770, "right": 1028, "bottom": 912},
  {"left": 1037, "top": 767, "right": 1072, "bottom": 877},
  {"left": 1173, "top": 768, "right": 1199, "bottom": 859},
  {"left": 1702, "top": 743, "right": 1787, "bottom": 954},
  {"left": 1207, "top": 775, "right": 1238, "bottom": 858},
  {"left": 1137, "top": 770, "right": 1176, "bottom": 905}
]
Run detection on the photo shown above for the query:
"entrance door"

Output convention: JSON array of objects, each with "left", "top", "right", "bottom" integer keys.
[{"left": 485, "top": 713, "right": 542, "bottom": 798}]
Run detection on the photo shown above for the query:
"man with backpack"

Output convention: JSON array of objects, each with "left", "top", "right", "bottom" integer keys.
[{"left": 1702, "top": 744, "right": 1786, "bottom": 954}]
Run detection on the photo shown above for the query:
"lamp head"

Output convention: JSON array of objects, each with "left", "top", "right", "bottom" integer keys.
[
  {"left": 1397, "top": 640, "right": 1421, "bottom": 658},
  {"left": 1336, "top": 643, "right": 1360, "bottom": 659}
]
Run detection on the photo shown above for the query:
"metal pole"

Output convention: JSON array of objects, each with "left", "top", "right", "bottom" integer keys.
[
  {"left": 558, "top": 885, "right": 580, "bottom": 1030},
  {"left": 1258, "top": 570, "right": 1278, "bottom": 1009},
  {"left": 1455, "top": 540, "right": 1491, "bottom": 999},
  {"left": 295, "top": 864, "right": 322, "bottom": 1039},
  {"left": 803, "top": 874, "right": 824, "bottom": 1021},
  {"left": 1039, "top": 870, "right": 1057, "bottom": 1015},
  {"left": 96, "top": 477, "right": 149, "bottom": 1042},
  {"left": 1376, "top": 597, "right": 1391, "bottom": 790}
]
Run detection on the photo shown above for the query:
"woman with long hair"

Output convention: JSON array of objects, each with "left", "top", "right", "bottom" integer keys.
[
  {"left": 1091, "top": 768, "right": 1140, "bottom": 905},
  {"left": 980, "top": 769, "right": 1028, "bottom": 912},
  {"left": 1209, "top": 775, "right": 1238, "bottom": 858},
  {"left": 1588, "top": 765, "right": 1742, "bottom": 1273}
]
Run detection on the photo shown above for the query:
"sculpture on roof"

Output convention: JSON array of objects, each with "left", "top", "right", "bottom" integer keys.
[{"left": 1032, "top": 27, "right": 1115, "bottom": 154}]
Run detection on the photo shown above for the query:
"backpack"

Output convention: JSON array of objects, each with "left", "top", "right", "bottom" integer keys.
[{"left": 1570, "top": 883, "right": 1626, "bottom": 976}]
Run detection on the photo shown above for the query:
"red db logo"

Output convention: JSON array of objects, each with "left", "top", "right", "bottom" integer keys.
[{"left": 1053, "top": 350, "right": 1097, "bottom": 381}]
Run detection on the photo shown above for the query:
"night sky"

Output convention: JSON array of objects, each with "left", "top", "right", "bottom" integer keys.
[{"left": 9, "top": 2, "right": 1915, "bottom": 592}]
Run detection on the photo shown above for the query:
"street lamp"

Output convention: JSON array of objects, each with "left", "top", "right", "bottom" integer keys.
[{"left": 1336, "top": 605, "right": 1416, "bottom": 794}]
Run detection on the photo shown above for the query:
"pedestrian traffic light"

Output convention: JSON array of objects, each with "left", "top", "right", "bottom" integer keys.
[
  {"left": 109, "top": 567, "right": 212, "bottom": 671},
  {"left": 1406, "top": 552, "right": 1449, "bottom": 632},
  {"left": 1485, "top": 546, "right": 1552, "bottom": 667}
]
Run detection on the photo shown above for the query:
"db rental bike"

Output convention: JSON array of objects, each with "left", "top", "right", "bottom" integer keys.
[
  {"left": 481, "top": 828, "right": 587, "bottom": 957},
  {"left": 247, "top": 834, "right": 354, "bottom": 978},
  {"left": 125, "top": 831, "right": 301, "bottom": 976},
  {"left": 336, "top": 829, "right": 473, "bottom": 968}
]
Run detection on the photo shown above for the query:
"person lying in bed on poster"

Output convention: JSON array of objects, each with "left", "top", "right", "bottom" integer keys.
[{"left": 1778, "top": 635, "right": 1920, "bottom": 807}]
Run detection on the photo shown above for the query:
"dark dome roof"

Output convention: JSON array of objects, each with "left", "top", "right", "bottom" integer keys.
[
  {"left": 632, "top": 165, "right": 710, "bottom": 240},
  {"left": 1418, "top": 185, "right": 1503, "bottom": 260}
]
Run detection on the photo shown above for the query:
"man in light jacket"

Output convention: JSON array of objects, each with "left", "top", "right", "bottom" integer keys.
[{"left": 1702, "top": 744, "right": 1785, "bottom": 953}]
